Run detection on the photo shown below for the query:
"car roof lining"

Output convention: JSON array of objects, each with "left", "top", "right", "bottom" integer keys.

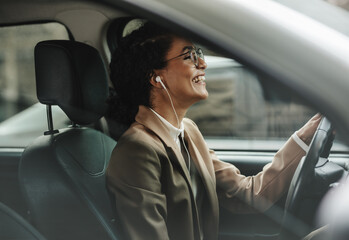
[{"left": 0, "top": 0, "right": 127, "bottom": 26}]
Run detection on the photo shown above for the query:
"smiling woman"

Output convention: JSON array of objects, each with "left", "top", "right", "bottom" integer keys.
[
  {"left": 152, "top": 37, "right": 208, "bottom": 116},
  {"left": 106, "top": 21, "right": 321, "bottom": 240}
]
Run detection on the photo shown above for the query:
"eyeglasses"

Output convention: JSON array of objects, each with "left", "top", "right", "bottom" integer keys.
[{"left": 166, "top": 48, "right": 205, "bottom": 67}]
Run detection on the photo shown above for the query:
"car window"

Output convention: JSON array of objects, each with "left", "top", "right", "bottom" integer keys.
[
  {"left": 107, "top": 18, "right": 348, "bottom": 152},
  {"left": 0, "top": 23, "right": 70, "bottom": 147},
  {"left": 186, "top": 55, "right": 316, "bottom": 139},
  {"left": 185, "top": 52, "right": 349, "bottom": 152}
]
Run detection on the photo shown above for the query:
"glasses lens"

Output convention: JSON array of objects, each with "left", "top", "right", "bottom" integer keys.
[
  {"left": 197, "top": 48, "right": 204, "bottom": 61},
  {"left": 189, "top": 48, "right": 205, "bottom": 67},
  {"left": 190, "top": 49, "right": 198, "bottom": 66},
  {"left": 191, "top": 48, "right": 204, "bottom": 67}
]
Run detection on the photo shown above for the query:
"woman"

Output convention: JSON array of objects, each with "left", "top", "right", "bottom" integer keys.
[{"left": 106, "top": 21, "right": 321, "bottom": 240}]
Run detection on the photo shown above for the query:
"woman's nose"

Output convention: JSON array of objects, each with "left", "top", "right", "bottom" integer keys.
[{"left": 197, "top": 57, "right": 207, "bottom": 69}]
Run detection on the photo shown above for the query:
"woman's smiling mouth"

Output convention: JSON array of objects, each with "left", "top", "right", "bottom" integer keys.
[{"left": 192, "top": 75, "right": 206, "bottom": 83}]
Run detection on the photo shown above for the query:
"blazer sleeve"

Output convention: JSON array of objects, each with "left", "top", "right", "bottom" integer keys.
[
  {"left": 107, "top": 139, "right": 169, "bottom": 240},
  {"left": 213, "top": 137, "right": 306, "bottom": 213}
]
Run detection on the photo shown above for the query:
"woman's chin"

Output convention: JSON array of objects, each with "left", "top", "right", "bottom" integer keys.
[
  {"left": 192, "top": 84, "right": 208, "bottom": 98},
  {"left": 193, "top": 90, "right": 209, "bottom": 102},
  {"left": 199, "top": 88, "right": 209, "bottom": 99}
]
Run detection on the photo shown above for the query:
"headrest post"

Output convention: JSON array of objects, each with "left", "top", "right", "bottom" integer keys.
[
  {"left": 44, "top": 105, "right": 59, "bottom": 135},
  {"left": 71, "top": 121, "right": 79, "bottom": 128}
]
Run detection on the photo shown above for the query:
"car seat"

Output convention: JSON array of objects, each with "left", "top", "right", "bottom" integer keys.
[
  {"left": 18, "top": 40, "right": 119, "bottom": 240},
  {"left": 0, "top": 201, "right": 46, "bottom": 240}
]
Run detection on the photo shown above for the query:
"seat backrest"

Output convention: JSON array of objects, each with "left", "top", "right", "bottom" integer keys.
[
  {"left": 0, "top": 201, "right": 46, "bottom": 240},
  {"left": 19, "top": 40, "right": 118, "bottom": 240}
]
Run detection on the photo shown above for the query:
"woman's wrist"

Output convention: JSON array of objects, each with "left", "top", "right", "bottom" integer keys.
[
  {"left": 296, "top": 130, "right": 312, "bottom": 145},
  {"left": 293, "top": 131, "right": 310, "bottom": 152}
]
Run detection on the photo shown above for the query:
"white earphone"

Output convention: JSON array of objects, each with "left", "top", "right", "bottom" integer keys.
[
  {"left": 156, "top": 76, "right": 167, "bottom": 90},
  {"left": 154, "top": 76, "right": 189, "bottom": 170},
  {"left": 155, "top": 76, "right": 179, "bottom": 128}
]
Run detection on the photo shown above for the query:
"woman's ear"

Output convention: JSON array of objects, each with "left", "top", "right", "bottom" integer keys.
[
  {"left": 150, "top": 75, "right": 159, "bottom": 87},
  {"left": 150, "top": 72, "right": 163, "bottom": 88}
]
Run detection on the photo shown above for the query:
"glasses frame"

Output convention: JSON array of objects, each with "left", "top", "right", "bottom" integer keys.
[{"left": 165, "top": 48, "right": 204, "bottom": 67}]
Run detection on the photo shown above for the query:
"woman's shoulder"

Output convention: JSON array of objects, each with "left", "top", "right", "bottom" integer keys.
[
  {"left": 115, "top": 122, "right": 165, "bottom": 153},
  {"left": 183, "top": 118, "right": 207, "bottom": 145},
  {"left": 183, "top": 117, "right": 196, "bottom": 127},
  {"left": 183, "top": 118, "right": 201, "bottom": 133}
]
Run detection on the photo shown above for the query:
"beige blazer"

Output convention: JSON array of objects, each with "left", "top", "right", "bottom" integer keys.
[{"left": 107, "top": 106, "right": 306, "bottom": 240}]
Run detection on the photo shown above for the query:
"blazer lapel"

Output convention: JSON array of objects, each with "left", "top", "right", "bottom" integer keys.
[
  {"left": 135, "top": 106, "right": 218, "bottom": 238},
  {"left": 184, "top": 128, "right": 219, "bottom": 239},
  {"left": 135, "top": 106, "right": 192, "bottom": 183},
  {"left": 184, "top": 133, "right": 218, "bottom": 209}
]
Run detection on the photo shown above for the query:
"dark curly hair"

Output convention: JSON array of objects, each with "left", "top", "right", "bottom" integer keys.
[{"left": 108, "top": 21, "right": 175, "bottom": 126}]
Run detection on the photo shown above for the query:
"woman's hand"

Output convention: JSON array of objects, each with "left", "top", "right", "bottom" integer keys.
[{"left": 296, "top": 113, "right": 322, "bottom": 145}]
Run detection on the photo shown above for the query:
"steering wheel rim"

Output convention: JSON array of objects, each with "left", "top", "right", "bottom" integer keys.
[{"left": 280, "top": 117, "right": 334, "bottom": 240}]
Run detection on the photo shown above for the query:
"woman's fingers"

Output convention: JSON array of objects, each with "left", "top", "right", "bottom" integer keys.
[{"left": 297, "top": 113, "right": 322, "bottom": 145}]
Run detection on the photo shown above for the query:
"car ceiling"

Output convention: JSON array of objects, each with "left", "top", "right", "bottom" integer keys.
[
  {"left": 0, "top": 0, "right": 123, "bottom": 25},
  {"left": 0, "top": 0, "right": 128, "bottom": 58}
]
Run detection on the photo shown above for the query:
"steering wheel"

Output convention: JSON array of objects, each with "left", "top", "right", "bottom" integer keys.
[{"left": 279, "top": 117, "right": 334, "bottom": 240}]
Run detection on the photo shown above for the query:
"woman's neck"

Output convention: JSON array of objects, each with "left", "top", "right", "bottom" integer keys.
[{"left": 151, "top": 104, "right": 186, "bottom": 128}]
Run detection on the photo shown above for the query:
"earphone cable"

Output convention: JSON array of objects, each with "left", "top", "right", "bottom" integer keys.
[
  {"left": 163, "top": 87, "right": 180, "bottom": 129},
  {"left": 157, "top": 77, "right": 190, "bottom": 171}
]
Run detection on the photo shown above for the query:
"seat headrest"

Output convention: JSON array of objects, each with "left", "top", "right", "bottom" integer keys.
[{"left": 34, "top": 40, "right": 109, "bottom": 125}]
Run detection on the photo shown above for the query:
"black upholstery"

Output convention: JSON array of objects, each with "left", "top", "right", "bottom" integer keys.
[
  {"left": 35, "top": 40, "right": 108, "bottom": 125},
  {"left": 0, "top": 201, "right": 46, "bottom": 240},
  {"left": 19, "top": 40, "right": 118, "bottom": 240}
]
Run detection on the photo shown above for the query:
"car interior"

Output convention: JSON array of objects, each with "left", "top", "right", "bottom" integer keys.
[
  {"left": 0, "top": 201, "right": 46, "bottom": 240},
  {"left": 19, "top": 40, "right": 118, "bottom": 240},
  {"left": 1, "top": 1, "right": 349, "bottom": 240}
]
